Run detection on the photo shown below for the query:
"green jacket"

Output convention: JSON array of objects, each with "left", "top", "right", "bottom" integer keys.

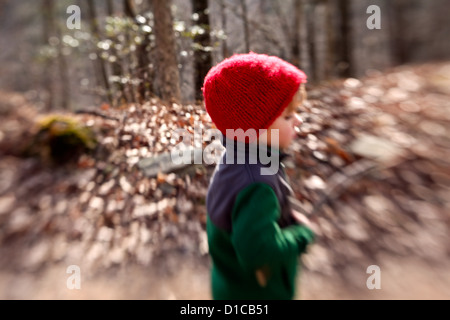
[{"left": 206, "top": 138, "right": 315, "bottom": 300}]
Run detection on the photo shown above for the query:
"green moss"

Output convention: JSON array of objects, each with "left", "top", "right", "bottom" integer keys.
[{"left": 28, "top": 114, "right": 97, "bottom": 164}]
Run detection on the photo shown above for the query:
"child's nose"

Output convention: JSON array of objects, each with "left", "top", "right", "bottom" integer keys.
[{"left": 294, "top": 114, "right": 303, "bottom": 126}]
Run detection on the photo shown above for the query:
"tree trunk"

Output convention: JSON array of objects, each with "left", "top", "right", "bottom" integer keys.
[
  {"left": 41, "top": 0, "right": 55, "bottom": 110},
  {"left": 40, "top": 0, "right": 70, "bottom": 110},
  {"left": 152, "top": 0, "right": 181, "bottom": 103},
  {"left": 291, "top": 0, "right": 302, "bottom": 67},
  {"left": 86, "top": 0, "right": 113, "bottom": 105},
  {"left": 273, "top": 0, "right": 302, "bottom": 64},
  {"left": 124, "top": 0, "right": 137, "bottom": 17},
  {"left": 305, "top": 0, "right": 317, "bottom": 82},
  {"left": 106, "top": 0, "right": 128, "bottom": 106},
  {"left": 125, "top": 0, "right": 152, "bottom": 104},
  {"left": 106, "top": 0, "right": 114, "bottom": 15},
  {"left": 314, "top": 0, "right": 328, "bottom": 81},
  {"left": 122, "top": 0, "right": 139, "bottom": 104},
  {"left": 192, "top": 0, "right": 213, "bottom": 102},
  {"left": 324, "top": 0, "right": 335, "bottom": 79},
  {"left": 239, "top": 0, "right": 250, "bottom": 53},
  {"left": 324, "top": 0, "right": 340, "bottom": 79},
  {"left": 388, "top": 0, "right": 408, "bottom": 65},
  {"left": 218, "top": 0, "right": 229, "bottom": 60},
  {"left": 55, "top": 24, "right": 70, "bottom": 110},
  {"left": 336, "top": 0, "right": 352, "bottom": 78}
]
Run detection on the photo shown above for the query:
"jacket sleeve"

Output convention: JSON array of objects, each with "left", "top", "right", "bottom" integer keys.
[{"left": 230, "top": 182, "right": 315, "bottom": 272}]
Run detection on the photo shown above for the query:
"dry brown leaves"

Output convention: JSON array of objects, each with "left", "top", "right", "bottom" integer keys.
[{"left": 0, "top": 63, "right": 449, "bottom": 287}]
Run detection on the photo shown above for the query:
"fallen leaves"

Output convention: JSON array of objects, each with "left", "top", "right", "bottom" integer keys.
[
  {"left": 324, "top": 137, "right": 354, "bottom": 164},
  {"left": 287, "top": 62, "right": 450, "bottom": 273},
  {"left": 0, "top": 62, "right": 449, "bottom": 284}
]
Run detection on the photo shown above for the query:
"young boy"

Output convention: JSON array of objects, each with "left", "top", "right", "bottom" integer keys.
[{"left": 203, "top": 52, "right": 315, "bottom": 300}]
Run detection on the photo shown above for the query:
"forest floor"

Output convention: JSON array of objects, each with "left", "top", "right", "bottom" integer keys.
[{"left": 0, "top": 61, "right": 449, "bottom": 300}]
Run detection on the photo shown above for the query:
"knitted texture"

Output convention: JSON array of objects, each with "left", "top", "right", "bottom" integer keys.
[{"left": 203, "top": 52, "right": 307, "bottom": 143}]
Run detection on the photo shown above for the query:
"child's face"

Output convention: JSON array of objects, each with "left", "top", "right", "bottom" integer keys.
[{"left": 259, "top": 92, "right": 303, "bottom": 150}]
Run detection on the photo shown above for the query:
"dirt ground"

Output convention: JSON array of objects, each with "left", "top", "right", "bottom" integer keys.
[{"left": 1, "top": 253, "right": 449, "bottom": 300}]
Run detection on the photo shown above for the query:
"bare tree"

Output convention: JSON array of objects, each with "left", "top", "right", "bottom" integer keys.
[
  {"left": 41, "top": 0, "right": 70, "bottom": 110},
  {"left": 218, "top": 0, "right": 229, "bottom": 59},
  {"left": 86, "top": 0, "right": 113, "bottom": 105},
  {"left": 270, "top": 0, "right": 304, "bottom": 66},
  {"left": 239, "top": 0, "right": 250, "bottom": 52},
  {"left": 151, "top": 0, "right": 181, "bottom": 103},
  {"left": 106, "top": 0, "right": 128, "bottom": 106},
  {"left": 192, "top": 0, "right": 213, "bottom": 101},
  {"left": 55, "top": 21, "right": 70, "bottom": 110},
  {"left": 323, "top": 0, "right": 339, "bottom": 79},
  {"left": 336, "top": 0, "right": 352, "bottom": 78},
  {"left": 124, "top": 0, "right": 137, "bottom": 17},
  {"left": 291, "top": 0, "right": 303, "bottom": 67},
  {"left": 41, "top": 0, "right": 55, "bottom": 110},
  {"left": 387, "top": 0, "right": 408, "bottom": 65},
  {"left": 314, "top": 0, "right": 328, "bottom": 81},
  {"left": 224, "top": 0, "right": 282, "bottom": 53},
  {"left": 305, "top": 0, "right": 317, "bottom": 81},
  {"left": 124, "top": 0, "right": 152, "bottom": 104},
  {"left": 106, "top": 0, "right": 115, "bottom": 15}
]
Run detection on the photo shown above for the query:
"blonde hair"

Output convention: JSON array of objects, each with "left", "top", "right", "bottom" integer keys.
[{"left": 285, "top": 84, "right": 307, "bottom": 114}]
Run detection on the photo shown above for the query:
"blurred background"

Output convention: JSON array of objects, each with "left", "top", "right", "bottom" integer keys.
[
  {"left": 0, "top": 0, "right": 449, "bottom": 300},
  {"left": 1, "top": 0, "right": 449, "bottom": 109}
]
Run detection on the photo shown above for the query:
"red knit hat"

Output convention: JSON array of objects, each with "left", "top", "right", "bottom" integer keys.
[{"left": 203, "top": 52, "right": 307, "bottom": 143}]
